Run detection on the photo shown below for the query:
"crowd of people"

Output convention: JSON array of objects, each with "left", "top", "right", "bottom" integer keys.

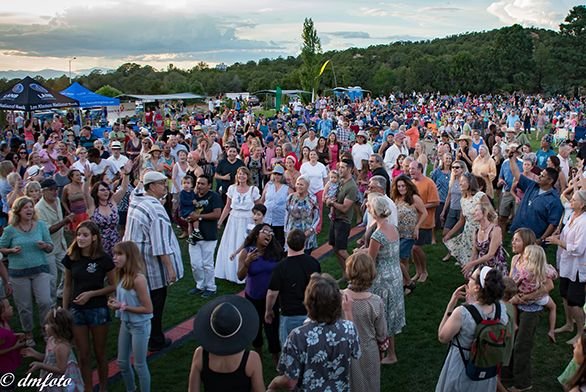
[{"left": 0, "top": 91, "right": 585, "bottom": 391}]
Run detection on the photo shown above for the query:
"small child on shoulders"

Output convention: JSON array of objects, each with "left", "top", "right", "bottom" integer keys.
[
  {"left": 512, "top": 245, "right": 557, "bottom": 342},
  {"left": 324, "top": 170, "right": 339, "bottom": 221},
  {"left": 179, "top": 176, "right": 204, "bottom": 245},
  {"left": 230, "top": 204, "right": 266, "bottom": 260}
]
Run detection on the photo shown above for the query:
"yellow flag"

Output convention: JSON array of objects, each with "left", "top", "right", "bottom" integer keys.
[{"left": 318, "top": 60, "right": 330, "bottom": 77}]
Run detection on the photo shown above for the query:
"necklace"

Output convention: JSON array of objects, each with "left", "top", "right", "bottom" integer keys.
[{"left": 19, "top": 221, "right": 33, "bottom": 232}]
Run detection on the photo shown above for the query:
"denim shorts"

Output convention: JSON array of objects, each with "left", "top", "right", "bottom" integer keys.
[
  {"left": 399, "top": 238, "right": 415, "bottom": 260},
  {"left": 71, "top": 306, "right": 111, "bottom": 327}
]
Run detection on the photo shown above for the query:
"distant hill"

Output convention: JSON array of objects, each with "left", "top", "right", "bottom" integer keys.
[{"left": 0, "top": 67, "right": 113, "bottom": 81}]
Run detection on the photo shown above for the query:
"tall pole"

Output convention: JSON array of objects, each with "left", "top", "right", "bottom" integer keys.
[
  {"left": 68, "top": 57, "right": 76, "bottom": 83},
  {"left": 329, "top": 61, "right": 338, "bottom": 88}
]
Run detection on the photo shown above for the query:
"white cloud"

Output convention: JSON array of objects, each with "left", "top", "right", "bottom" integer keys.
[{"left": 487, "top": 0, "right": 564, "bottom": 28}]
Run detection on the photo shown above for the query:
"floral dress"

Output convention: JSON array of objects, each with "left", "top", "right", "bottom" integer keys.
[
  {"left": 91, "top": 202, "right": 120, "bottom": 255},
  {"left": 444, "top": 191, "right": 486, "bottom": 266},
  {"left": 371, "top": 229, "right": 405, "bottom": 335},
  {"left": 472, "top": 224, "right": 508, "bottom": 278},
  {"left": 285, "top": 193, "right": 320, "bottom": 251}
]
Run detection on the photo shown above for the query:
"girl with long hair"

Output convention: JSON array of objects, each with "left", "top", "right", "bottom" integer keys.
[
  {"left": 62, "top": 221, "right": 115, "bottom": 392},
  {"left": 108, "top": 241, "right": 153, "bottom": 392}
]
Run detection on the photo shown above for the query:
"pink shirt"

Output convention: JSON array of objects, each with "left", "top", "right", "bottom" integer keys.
[{"left": 0, "top": 326, "right": 21, "bottom": 373}]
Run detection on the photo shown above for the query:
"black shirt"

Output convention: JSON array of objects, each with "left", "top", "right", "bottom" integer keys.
[
  {"left": 194, "top": 190, "right": 223, "bottom": 241},
  {"left": 62, "top": 254, "right": 115, "bottom": 309},
  {"left": 215, "top": 158, "right": 244, "bottom": 194},
  {"left": 268, "top": 254, "right": 321, "bottom": 316}
]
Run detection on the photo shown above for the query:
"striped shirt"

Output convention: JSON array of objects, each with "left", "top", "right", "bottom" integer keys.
[{"left": 123, "top": 191, "right": 184, "bottom": 290}]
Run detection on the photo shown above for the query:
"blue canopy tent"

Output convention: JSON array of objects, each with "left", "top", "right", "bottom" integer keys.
[
  {"left": 329, "top": 86, "right": 370, "bottom": 101},
  {"left": 61, "top": 82, "right": 120, "bottom": 108}
]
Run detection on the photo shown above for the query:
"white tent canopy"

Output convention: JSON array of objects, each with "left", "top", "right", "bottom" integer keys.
[{"left": 117, "top": 93, "right": 205, "bottom": 102}]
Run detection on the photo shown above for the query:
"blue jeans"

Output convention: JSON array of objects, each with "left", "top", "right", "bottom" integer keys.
[
  {"left": 279, "top": 315, "right": 307, "bottom": 346},
  {"left": 117, "top": 319, "right": 151, "bottom": 392}
]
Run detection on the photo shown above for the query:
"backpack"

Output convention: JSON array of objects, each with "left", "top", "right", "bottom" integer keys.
[{"left": 454, "top": 303, "right": 508, "bottom": 381}]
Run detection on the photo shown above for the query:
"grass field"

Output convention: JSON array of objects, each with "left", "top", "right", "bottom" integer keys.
[{"left": 97, "top": 221, "right": 569, "bottom": 392}]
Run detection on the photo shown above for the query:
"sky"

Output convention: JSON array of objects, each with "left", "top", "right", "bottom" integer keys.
[{"left": 0, "top": 0, "right": 581, "bottom": 72}]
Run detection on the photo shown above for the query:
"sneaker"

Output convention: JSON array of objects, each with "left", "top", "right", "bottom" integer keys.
[
  {"left": 201, "top": 290, "right": 216, "bottom": 299},
  {"left": 186, "top": 236, "right": 195, "bottom": 245},
  {"left": 189, "top": 287, "right": 204, "bottom": 295},
  {"left": 192, "top": 230, "right": 204, "bottom": 240}
]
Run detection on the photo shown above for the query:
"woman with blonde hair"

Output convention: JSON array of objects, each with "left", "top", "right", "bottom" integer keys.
[
  {"left": 285, "top": 176, "right": 320, "bottom": 255},
  {"left": 6, "top": 172, "right": 24, "bottom": 209},
  {"left": 464, "top": 202, "right": 508, "bottom": 278},
  {"left": 24, "top": 181, "right": 42, "bottom": 205},
  {"left": 215, "top": 167, "right": 260, "bottom": 284},
  {"left": 0, "top": 196, "right": 53, "bottom": 347}
]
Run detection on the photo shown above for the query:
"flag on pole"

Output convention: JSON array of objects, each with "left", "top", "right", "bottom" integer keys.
[{"left": 318, "top": 60, "right": 330, "bottom": 77}]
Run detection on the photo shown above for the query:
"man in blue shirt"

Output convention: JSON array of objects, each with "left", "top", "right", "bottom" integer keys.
[
  {"left": 535, "top": 135, "right": 557, "bottom": 169},
  {"left": 508, "top": 148, "right": 563, "bottom": 243}
]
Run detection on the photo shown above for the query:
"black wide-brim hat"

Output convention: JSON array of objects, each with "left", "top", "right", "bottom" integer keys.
[{"left": 193, "top": 295, "right": 259, "bottom": 355}]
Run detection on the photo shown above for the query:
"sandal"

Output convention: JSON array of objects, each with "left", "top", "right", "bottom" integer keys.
[{"left": 404, "top": 282, "right": 416, "bottom": 296}]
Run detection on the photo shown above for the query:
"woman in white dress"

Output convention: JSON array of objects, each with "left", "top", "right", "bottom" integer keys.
[
  {"left": 299, "top": 150, "right": 328, "bottom": 233},
  {"left": 215, "top": 167, "right": 260, "bottom": 283}
]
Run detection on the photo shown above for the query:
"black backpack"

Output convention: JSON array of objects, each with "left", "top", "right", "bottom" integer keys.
[{"left": 454, "top": 303, "right": 509, "bottom": 381}]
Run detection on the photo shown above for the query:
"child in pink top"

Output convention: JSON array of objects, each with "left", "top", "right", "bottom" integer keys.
[
  {"left": 0, "top": 299, "right": 24, "bottom": 374},
  {"left": 512, "top": 245, "right": 558, "bottom": 342}
]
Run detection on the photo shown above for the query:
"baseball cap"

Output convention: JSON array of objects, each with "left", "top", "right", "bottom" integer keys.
[
  {"left": 40, "top": 178, "right": 58, "bottom": 189},
  {"left": 143, "top": 171, "right": 167, "bottom": 185}
]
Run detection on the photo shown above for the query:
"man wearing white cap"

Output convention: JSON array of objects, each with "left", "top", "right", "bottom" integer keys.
[
  {"left": 123, "top": 171, "right": 184, "bottom": 351},
  {"left": 351, "top": 131, "right": 373, "bottom": 171},
  {"left": 107, "top": 141, "right": 129, "bottom": 171}
]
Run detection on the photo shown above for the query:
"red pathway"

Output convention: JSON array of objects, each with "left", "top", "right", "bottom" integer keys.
[{"left": 95, "top": 226, "right": 365, "bottom": 387}]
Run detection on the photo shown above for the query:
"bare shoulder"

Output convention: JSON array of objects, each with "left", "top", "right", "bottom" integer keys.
[{"left": 245, "top": 350, "right": 262, "bottom": 376}]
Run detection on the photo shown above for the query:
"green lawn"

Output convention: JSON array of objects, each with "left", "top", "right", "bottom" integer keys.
[{"left": 101, "top": 220, "right": 569, "bottom": 392}]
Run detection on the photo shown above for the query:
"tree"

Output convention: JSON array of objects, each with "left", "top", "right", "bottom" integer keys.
[
  {"left": 96, "top": 85, "right": 123, "bottom": 97},
  {"left": 560, "top": 5, "right": 586, "bottom": 37},
  {"left": 299, "top": 18, "right": 322, "bottom": 99}
]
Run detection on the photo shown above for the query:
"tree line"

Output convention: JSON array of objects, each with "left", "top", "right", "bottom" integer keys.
[{"left": 1, "top": 6, "right": 585, "bottom": 98}]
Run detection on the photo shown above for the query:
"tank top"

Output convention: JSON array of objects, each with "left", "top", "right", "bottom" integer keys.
[
  {"left": 68, "top": 189, "right": 87, "bottom": 214},
  {"left": 202, "top": 350, "right": 251, "bottom": 392},
  {"left": 125, "top": 138, "right": 141, "bottom": 160},
  {"left": 396, "top": 200, "right": 418, "bottom": 239}
]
